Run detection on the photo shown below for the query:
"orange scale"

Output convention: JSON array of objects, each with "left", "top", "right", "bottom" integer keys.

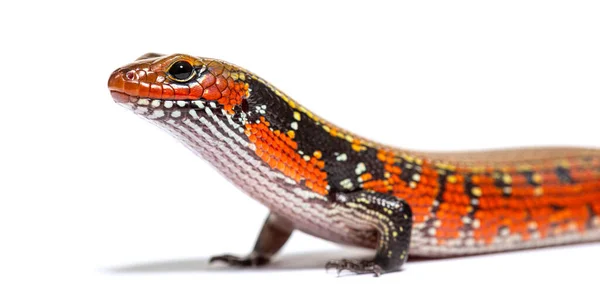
[
  {"left": 470, "top": 176, "right": 482, "bottom": 185},
  {"left": 413, "top": 206, "right": 430, "bottom": 216},
  {"left": 441, "top": 192, "right": 454, "bottom": 203},
  {"left": 419, "top": 197, "right": 432, "bottom": 207},
  {"left": 316, "top": 160, "right": 325, "bottom": 169},
  {"left": 493, "top": 197, "right": 504, "bottom": 209},
  {"left": 459, "top": 194, "right": 470, "bottom": 205},
  {"left": 199, "top": 73, "right": 216, "bottom": 87},
  {"left": 202, "top": 85, "right": 221, "bottom": 101},
  {"left": 221, "top": 87, "right": 231, "bottom": 97},
  {"left": 480, "top": 186, "right": 496, "bottom": 196},
  {"left": 445, "top": 184, "right": 457, "bottom": 193},
  {"left": 161, "top": 84, "right": 175, "bottom": 98},
  {"left": 474, "top": 210, "right": 487, "bottom": 219},
  {"left": 414, "top": 215, "right": 427, "bottom": 223},
  {"left": 506, "top": 200, "right": 524, "bottom": 209},
  {"left": 450, "top": 205, "right": 465, "bottom": 216},
  {"left": 448, "top": 213, "right": 463, "bottom": 222},
  {"left": 217, "top": 97, "right": 229, "bottom": 105},
  {"left": 460, "top": 205, "right": 472, "bottom": 215},
  {"left": 438, "top": 202, "right": 450, "bottom": 211},
  {"left": 305, "top": 181, "right": 314, "bottom": 190},
  {"left": 266, "top": 157, "right": 277, "bottom": 169},
  {"left": 188, "top": 81, "right": 204, "bottom": 98}
]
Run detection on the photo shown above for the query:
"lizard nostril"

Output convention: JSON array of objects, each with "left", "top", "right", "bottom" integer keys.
[{"left": 125, "top": 70, "right": 137, "bottom": 81}]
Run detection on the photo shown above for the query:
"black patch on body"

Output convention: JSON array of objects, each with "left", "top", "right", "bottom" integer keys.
[
  {"left": 519, "top": 170, "right": 541, "bottom": 187},
  {"left": 247, "top": 78, "right": 385, "bottom": 194},
  {"left": 492, "top": 170, "right": 512, "bottom": 198},
  {"left": 555, "top": 166, "right": 575, "bottom": 184}
]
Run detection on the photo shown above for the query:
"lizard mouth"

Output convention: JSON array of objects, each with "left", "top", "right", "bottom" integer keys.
[{"left": 110, "top": 91, "right": 137, "bottom": 104}]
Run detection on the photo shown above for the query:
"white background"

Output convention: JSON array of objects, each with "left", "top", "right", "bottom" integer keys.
[{"left": 1, "top": 0, "right": 599, "bottom": 299}]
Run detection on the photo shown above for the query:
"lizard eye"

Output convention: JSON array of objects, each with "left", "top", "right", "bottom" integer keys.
[{"left": 167, "top": 61, "right": 196, "bottom": 82}]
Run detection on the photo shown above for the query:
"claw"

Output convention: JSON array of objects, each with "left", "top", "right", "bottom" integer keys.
[{"left": 325, "top": 259, "right": 383, "bottom": 277}]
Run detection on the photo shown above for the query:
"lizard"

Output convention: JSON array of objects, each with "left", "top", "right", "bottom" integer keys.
[{"left": 108, "top": 53, "right": 600, "bottom": 276}]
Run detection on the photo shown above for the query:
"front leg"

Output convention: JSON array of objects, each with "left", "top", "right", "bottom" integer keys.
[
  {"left": 209, "top": 212, "right": 294, "bottom": 267},
  {"left": 326, "top": 190, "right": 413, "bottom": 276}
]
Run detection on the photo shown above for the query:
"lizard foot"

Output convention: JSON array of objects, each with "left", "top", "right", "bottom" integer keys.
[
  {"left": 209, "top": 254, "right": 270, "bottom": 267},
  {"left": 325, "top": 259, "right": 383, "bottom": 277}
]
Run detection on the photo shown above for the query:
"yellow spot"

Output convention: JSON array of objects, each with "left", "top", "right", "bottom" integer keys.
[
  {"left": 471, "top": 187, "right": 482, "bottom": 197},
  {"left": 351, "top": 144, "right": 363, "bottom": 152},
  {"left": 274, "top": 89, "right": 291, "bottom": 105},
  {"left": 392, "top": 231, "right": 398, "bottom": 237},
  {"left": 532, "top": 173, "right": 542, "bottom": 184},
  {"left": 239, "top": 73, "right": 245, "bottom": 81},
  {"left": 534, "top": 187, "right": 543, "bottom": 196},
  {"left": 435, "top": 162, "right": 457, "bottom": 172},
  {"left": 287, "top": 130, "right": 295, "bottom": 139},
  {"left": 345, "top": 135, "right": 354, "bottom": 143},
  {"left": 322, "top": 125, "right": 330, "bottom": 132},
  {"left": 299, "top": 107, "right": 313, "bottom": 119},
  {"left": 293, "top": 111, "right": 301, "bottom": 121},
  {"left": 409, "top": 182, "right": 417, "bottom": 189},
  {"left": 447, "top": 175, "right": 458, "bottom": 183},
  {"left": 313, "top": 150, "right": 322, "bottom": 159},
  {"left": 502, "top": 174, "right": 512, "bottom": 184},
  {"left": 357, "top": 197, "right": 370, "bottom": 204},
  {"left": 400, "top": 254, "right": 405, "bottom": 260},
  {"left": 303, "top": 155, "right": 311, "bottom": 161},
  {"left": 230, "top": 73, "right": 239, "bottom": 80},
  {"left": 401, "top": 154, "right": 415, "bottom": 163}
]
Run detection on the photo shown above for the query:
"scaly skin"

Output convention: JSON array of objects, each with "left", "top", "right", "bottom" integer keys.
[{"left": 108, "top": 53, "right": 600, "bottom": 276}]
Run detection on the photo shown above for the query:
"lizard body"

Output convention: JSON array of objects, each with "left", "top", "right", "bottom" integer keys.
[{"left": 108, "top": 53, "right": 600, "bottom": 275}]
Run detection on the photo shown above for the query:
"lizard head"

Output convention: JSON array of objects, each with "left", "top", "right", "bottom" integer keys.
[
  {"left": 108, "top": 53, "right": 332, "bottom": 198},
  {"left": 108, "top": 53, "right": 250, "bottom": 116}
]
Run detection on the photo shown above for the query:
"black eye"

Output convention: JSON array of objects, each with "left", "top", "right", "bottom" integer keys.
[{"left": 167, "top": 61, "right": 195, "bottom": 82}]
